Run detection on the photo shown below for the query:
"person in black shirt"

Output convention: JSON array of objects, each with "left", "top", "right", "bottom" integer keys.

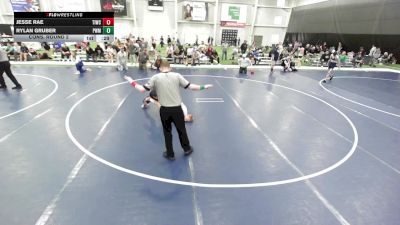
[
  {"left": 240, "top": 40, "right": 247, "bottom": 54},
  {"left": 94, "top": 45, "right": 104, "bottom": 61},
  {"left": 269, "top": 46, "right": 280, "bottom": 71},
  {"left": 61, "top": 44, "right": 71, "bottom": 61},
  {"left": 85, "top": 46, "right": 95, "bottom": 61}
]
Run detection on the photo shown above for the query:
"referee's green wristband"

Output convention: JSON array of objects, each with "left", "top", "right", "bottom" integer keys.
[{"left": 200, "top": 85, "right": 205, "bottom": 90}]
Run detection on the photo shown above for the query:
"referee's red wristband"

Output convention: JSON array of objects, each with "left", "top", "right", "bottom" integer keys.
[{"left": 130, "top": 81, "right": 138, "bottom": 87}]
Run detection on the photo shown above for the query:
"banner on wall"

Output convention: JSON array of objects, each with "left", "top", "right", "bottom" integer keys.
[
  {"left": 10, "top": 0, "right": 40, "bottom": 12},
  {"left": 182, "top": 1, "right": 207, "bottom": 21},
  {"left": 220, "top": 3, "right": 247, "bottom": 27},
  {"left": 148, "top": 0, "right": 163, "bottom": 11},
  {"left": 100, "top": 0, "right": 127, "bottom": 16},
  {"left": 53, "top": 0, "right": 87, "bottom": 11}
]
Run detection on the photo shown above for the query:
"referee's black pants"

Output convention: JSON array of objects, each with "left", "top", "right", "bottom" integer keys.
[
  {"left": 0, "top": 61, "right": 21, "bottom": 87},
  {"left": 160, "top": 105, "right": 191, "bottom": 157}
]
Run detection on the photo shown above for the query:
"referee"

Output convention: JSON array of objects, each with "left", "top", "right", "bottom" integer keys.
[
  {"left": 125, "top": 60, "right": 212, "bottom": 160},
  {"left": 0, "top": 47, "right": 22, "bottom": 90}
]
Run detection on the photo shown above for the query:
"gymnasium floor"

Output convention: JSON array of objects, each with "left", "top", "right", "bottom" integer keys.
[{"left": 1, "top": 64, "right": 399, "bottom": 225}]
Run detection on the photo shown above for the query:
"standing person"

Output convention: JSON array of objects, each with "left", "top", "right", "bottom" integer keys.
[
  {"left": 124, "top": 60, "right": 212, "bottom": 160},
  {"left": 0, "top": 47, "right": 22, "bottom": 90},
  {"left": 167, "top": 35, "right": 172, "bottom": 45},
  {"left": 117, "top": 47, "right": 128, "bottom": 71},
  {"left": 238, "top": 54, "right": 252, "bottom": 75},
  {"left": 368, "top": 44, "right": 377, "bottom": 66},
  {"left": 237, "top": 38, "right": 240, "bottom": 47},
  {"left": 269, "top": 46, "right": 280, "bottom": 71},
  {"left": 222, "top": 42, "right": 228, "bottom": 61},
  {"left": 323, "top": 50, "right": 339, "bottom": 83},
  {"left": 240, "top": 40, "right": 247, "bottom": 54},
  {"left": 160, "top": 36, "right": 165, "bottom": 48}
]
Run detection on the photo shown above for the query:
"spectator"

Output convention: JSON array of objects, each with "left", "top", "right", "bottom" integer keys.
[
  {"left": 20, "top": 43, "right": 29, "bottom": 61},
  {"left": 150, "top": 36, "right": 156, "bottom": 50},
  {"left": 222, "top": 42, "right": 228, "bottom": 61},
  {"left": 238, "top": 54, "right": 252, "bottom": 74},
  {"left": 152, "top": 54, "right": 162, "bottom": 70},
  {"left": 60, "top": 43, "right": 71, "bottom": 61},
  {"left": 138, "top": 49, "right": 149, "bottom": 70},
  {"left": 388, "top": 53, "right": 396, "bottom": 64},
  {"left": 379, "top": 52, "right": 389, "bottom": 64},
  {"left": 106, "top": 44, "right": 116, "bottom": 63},
  {"left": 85, "top": 45, "right": 95, "bottom": 61},
  {"left": 240, "top": 40, "right": 248, "bottom": 54},
  {"left": 231, "top": 46, "right": 238, "bottom": 60},
  {"left": 320, "top": 51, "right": 330, "bottom": 66},
  {"left": 167, "top": 35, "right": 171, "bottom": 45},
  {"left": 13, "top": 43, "right": 21, "bottom": 61},
  {"left": 166, "top": 44, "right": 174, "bottom": 59},
  {"left": 185, "top": 44, "right": 194, "bottom": 65},
  {"left": 4, "top": 43, "right": 14, "bottom": 59},
  {"left": 160, "top": 36, "right": 164, "bottom": 48},
  {"left": 94, "top": 44, "right": 104, "bottom": 61},
  {"left": 353, "top": 53, "right": 363, "bottom": 68},
  {"left": 117, "top": 47, "right": 128, "bottom": 71},
  {"left": 210, "top": 49, "right": 220, "bottom": 64},
  {"left": 339, "top": 51, "right": 348, "bottom": 68}
]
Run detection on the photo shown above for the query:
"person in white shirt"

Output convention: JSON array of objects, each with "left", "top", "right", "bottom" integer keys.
[
  {"left": 117, "top": 47, "right": 128, "bottom": 71},
  {"left": 185, "top": 44, "right": 194, "bottom": 65},
  {"left": 106, "top": 45, "right": 116, "bottom": 63},
  {"left": 238, "top": 54, "right": 252, "bottom": 74}
]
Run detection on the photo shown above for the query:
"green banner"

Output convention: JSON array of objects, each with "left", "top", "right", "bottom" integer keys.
[{"left": 228, "top": 6, "right": 240, "bottom": 20}]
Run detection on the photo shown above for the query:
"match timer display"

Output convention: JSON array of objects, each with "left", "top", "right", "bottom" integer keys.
[{"left": 14, "top": 12, "right": 114, "bottom": 42}]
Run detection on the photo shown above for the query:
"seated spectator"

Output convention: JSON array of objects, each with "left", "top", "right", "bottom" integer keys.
[
  {"left": 238, "top": 54, "right": 252, "bottom": 74},
  {"left": 138, "top": 49, "right": 149, "bottom": 70},
  {"left": 339, "top": 51, "right": 348, "bottom": 67},
  {"left": 4, "top": 43, "right": 14, "bottom": 59},
  {"left": 281, "top": 54, "right": 297, "bottom": 72},
  {"left": 191, "top": 48, "right": 200, "bottom": 66},
  {"left": 106, "top": 44, "right": 116, "bottom": 63},
  {"left": 320, "top": 51, "right": 330, "bottom": 66},
  {"left": 210, "top": 49, "right": 220, "bottom": 64},
  {"left": 61, "top": 44, "right": 71, "bottom": 61},
  {"left": 185, "top": 44, "right": 194, "bottom": 65},
  {"left": 166, "top": 44, "right": 174, "bottom": 59},
  {"left": 231, "top": 46, "right": 238, "bottom": 60},
  {"left": 353, "top": 53, "right": 363, "bottom": 67},
  {"left": 388, "top": 53, "right": 396, "bottom": 64},
  {"left": 13, "top": 43, "right": 21, "bottom": 61},
  {"left": 151, "top": 55, "right": 162, "bottom": 70},
  {"left": 379, "top": 52, "right": 389, "bottom": 64},
  {"left": 85, "top": 46, "right": 95, "bottom": 61},
  {"left": 20, "top": 43, "right": 29, "bottom": 61},
  {"left": 54, "top": 41, "right": 62, "bottom": 53},
  {"left": 173, "top": 46, "right": 184, "bottom": 64},
  {"left": 94, "top": 44, "right": 105, "bottom": 61}
]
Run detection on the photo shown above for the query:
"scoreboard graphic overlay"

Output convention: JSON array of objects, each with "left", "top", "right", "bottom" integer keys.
[{"left": 14, "top": 12, "right": 114, "bottom": 42}]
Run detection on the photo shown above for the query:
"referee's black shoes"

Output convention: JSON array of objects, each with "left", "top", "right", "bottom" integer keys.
[
  {"left": 163, "top": 152, "right": 175, "bottom": 161},
  {"left": 184, "top": 148, "right": 193, "bottom": 156}
]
